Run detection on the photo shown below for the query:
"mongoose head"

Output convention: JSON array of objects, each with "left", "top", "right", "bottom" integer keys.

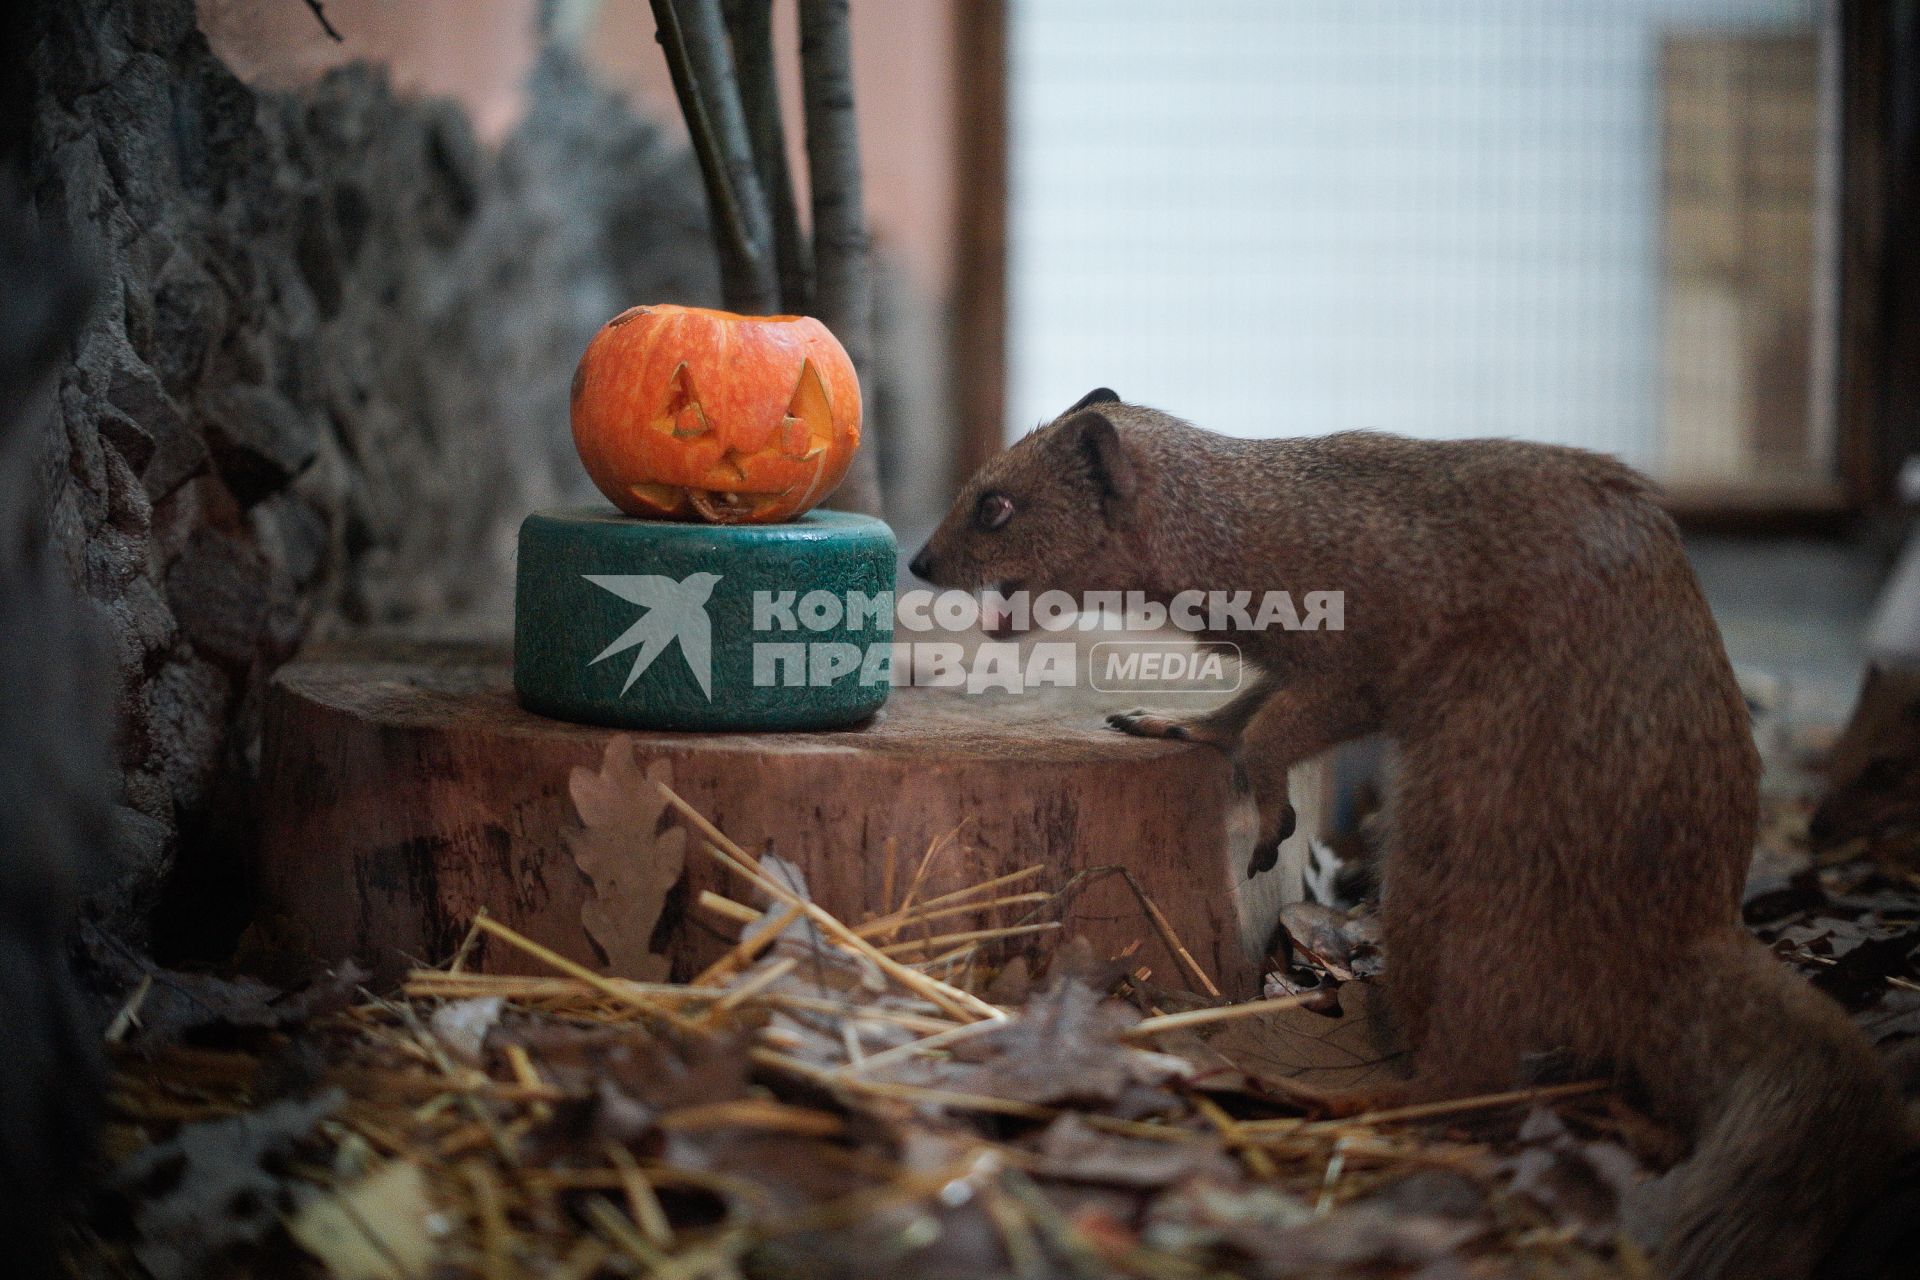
[{"left": 909, "top": 388, "right": 1148, "bottom": 600}]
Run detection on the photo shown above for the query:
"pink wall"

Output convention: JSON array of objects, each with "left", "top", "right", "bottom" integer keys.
[
  {"left": 197, "top": 0, "right": 960, "bottom": 296},
  {"left": 199, "top": 0, "right": 541, "bottom": 140}
]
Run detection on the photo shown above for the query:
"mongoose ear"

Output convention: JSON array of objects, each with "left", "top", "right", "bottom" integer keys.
[
  {"left": 1065, "top": 387, "right": 1120, "bottom": 416},
  {"left": 1073, "top": 410, "right": 1136, "bottom": 508}
]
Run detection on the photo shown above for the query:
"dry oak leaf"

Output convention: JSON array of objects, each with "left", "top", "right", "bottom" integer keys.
[
  {"left": 113, "top": 1090, "right": 343, "bottom": 1280},
  {"left": 566, "top": 739, "right": 686, "bottom": 980},
  {"left": 1195, "top": 977, "right": 1407, "bottom": 1093}
]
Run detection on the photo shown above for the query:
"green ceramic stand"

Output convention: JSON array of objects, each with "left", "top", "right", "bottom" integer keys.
[{"left": 514, "top": 506, "right": 895, "bottom": 731}]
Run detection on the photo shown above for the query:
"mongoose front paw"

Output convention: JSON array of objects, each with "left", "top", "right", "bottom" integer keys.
[{"left": 1107, "top": 708, "right": 1191, "bottom": 740}]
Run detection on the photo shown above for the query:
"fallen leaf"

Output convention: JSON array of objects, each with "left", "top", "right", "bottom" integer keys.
[
  {"left": 1194, "top": 978, "right": 1408, "bottom": 1093},
  {"left": 512, "top": 1021, "right": 757, "bottom": 1162},
  {"left": 751, "top": 853, "right": 872, "bottom": 985},
  {"left": 1141, "top": 1178, "right": 1313, "bottom": 1254},
  {"left": 1812, "top": 927, "right": 1920, "bottom": 1010},
  {"left": 1809, "top": 664, "right": 1920, "bottom": 858},
  {"left": 1858, "top": 986, "right": 1920, "bottom": 1047},
  {"left": 1276, "top": 900, "right": 1382, "bottom": 981},
  {"left": 1503, "top": 1106, "right": 1643, "bottom": 1247},
  {"left": 1261, "top": 1206, "right": 1482, "bottom": 1272},
  {"left": 942, "top": 974, "right": 1170, "bottom": 1107},
  {"left": 289, "top": 1160, "right": 437, "bottom": 1280},
  {"left": 566, "top": 740, "right": 686, "bottom": 980},
  {"left": 1355, "top": 1168, "right": 1492, "bottom": 1222},
  {"left": 1031, "top": 1113, "right": 1236, "bottom": 1188},
  {"left": 107, "top": 961, "right": 368, "bottom": 1046},
  {"left": 113, "top": 1091, "right": 343, "bottom": 1280},
  {"left": 1150, "top": 1175, "right": 1480, "bottom": 1271}
]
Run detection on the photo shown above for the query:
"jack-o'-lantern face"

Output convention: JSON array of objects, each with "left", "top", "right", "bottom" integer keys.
[{"left": 570, "top": 304, "right": 862, "bottom": 524}]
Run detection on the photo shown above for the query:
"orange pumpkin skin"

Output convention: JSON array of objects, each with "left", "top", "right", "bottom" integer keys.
[{"left": 569, "top": 305, "right": 862, "bottom": 524}]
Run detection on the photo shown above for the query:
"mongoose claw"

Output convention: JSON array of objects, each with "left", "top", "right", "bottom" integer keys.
[
  {"left": 1246, "top": 807, "right": 1296, "bottom": 878},
  {"left": 1107, "top": 709, "right": 1189, "bottom": 739},
  {"left": 1247, "top": 842, "right": 1279, "bottom": 878}
]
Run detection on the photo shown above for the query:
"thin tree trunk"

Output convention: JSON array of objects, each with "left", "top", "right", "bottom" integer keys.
[
  {"left": 798, "top": 0, "right": 880, "bottom": 516},
  {"left": 649, "top": 0, "right": 778, "bottom": 313},
  {"left": 724, "top": 0, "right": 812, "bottom": 314}
]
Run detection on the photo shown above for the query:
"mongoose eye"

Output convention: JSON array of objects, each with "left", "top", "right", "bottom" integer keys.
[{"left": 976, "top": 491, "right": 1015, "bottom": 531}]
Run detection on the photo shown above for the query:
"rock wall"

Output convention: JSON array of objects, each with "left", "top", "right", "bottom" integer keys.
[{"left": 21, "top": 0, "right": 719, "bottom": 945}]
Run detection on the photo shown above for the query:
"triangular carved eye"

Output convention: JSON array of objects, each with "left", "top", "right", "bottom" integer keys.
[
  {"left": 780, "top": 358, "right": 833, "bottom": 458},
  {"left": 656, "top": 362, "right": 710, "bottom": 438}
]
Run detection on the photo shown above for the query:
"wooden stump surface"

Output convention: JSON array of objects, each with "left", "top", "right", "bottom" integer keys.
[{"left": 257, "top": 638, "right": 1299, "bottom": 998}]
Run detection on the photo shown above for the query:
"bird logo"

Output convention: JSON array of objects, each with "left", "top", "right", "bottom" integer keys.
[{"left": 583, "top": 572, "right": 723, "bottom": 699}]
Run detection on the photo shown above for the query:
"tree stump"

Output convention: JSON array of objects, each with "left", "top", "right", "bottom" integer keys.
[{"left": 257, "top": 639, "right": 1312, "bottom": 997}]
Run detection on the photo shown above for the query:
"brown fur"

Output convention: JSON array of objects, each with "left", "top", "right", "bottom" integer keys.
[{"left": 912, "top": 398, "right": 1910, "bottom": 1279}]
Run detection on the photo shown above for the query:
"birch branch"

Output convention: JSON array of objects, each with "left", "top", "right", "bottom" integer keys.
[
  {"left": 798, "top": 0, "right": 880, "bottom": 515},
  {"left": 724, "top": 0, "right": 812, "bottom": 313},
  {"left": 649, "top": 0, "right": 778, "bottom": 313}
]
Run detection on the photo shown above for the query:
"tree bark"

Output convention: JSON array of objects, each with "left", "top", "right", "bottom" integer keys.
[
  {"left": 724, "top": 0, "right": 812, "bottom": 314},
  {"left": 256, "top": 640, "right": 1273, "bottom": 997},
  {"left": 798, "top": 0, "right": 881, "bottom": 516},
  {"left": 650, "top": 0, "right": 779, "bottom": 313}
]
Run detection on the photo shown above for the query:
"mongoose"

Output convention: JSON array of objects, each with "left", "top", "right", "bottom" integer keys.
[{"left": 909, "top": 392, "right": 1910, "bottom": 1280}]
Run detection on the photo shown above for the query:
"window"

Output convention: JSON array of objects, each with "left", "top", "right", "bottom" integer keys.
[{"left": 1007, "top": 0, "right": 1828, "bottom": 501}]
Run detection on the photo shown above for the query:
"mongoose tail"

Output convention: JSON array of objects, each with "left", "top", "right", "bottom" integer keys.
[{"left": 1625, "top": 932, "right": 1906, "bottom": 1278}]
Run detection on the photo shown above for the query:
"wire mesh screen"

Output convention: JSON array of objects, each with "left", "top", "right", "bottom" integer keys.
[{"left": 1007, "top": 0, "right": 1824, "bottom": 491}]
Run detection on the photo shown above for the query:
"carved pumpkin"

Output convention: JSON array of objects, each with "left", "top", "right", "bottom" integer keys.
[{"left": 570, "top": 304, "right": 862, "bottom": 524}]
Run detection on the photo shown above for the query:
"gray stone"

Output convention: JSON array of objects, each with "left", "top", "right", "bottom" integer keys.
[
  {"left": 90, "top": 53, "right": 181, "bottom": 227},
  {"left": 56, "top": 376, "right": 110, "bottom": 529},
  {"left": 198, "top": 384, "right": 318, "bottom": 506},
  {"left": 104, "top": 577, "right": 180, "bottom": 681},
  {"left": 249, "top": 491, "right": 328, "bottom": 591},
  {"left": 101, "top": 437, "right": 152, "bottom": 537},
  {"left": 76, "top": 320, "right": 208, "bottom": 499},
  {"left": 120, "top": 767, "right": 171, "bottom": 825},
  {"left": 146, "top": 247, "right": 227, "bottom": 395},
  {"left": 96, "top": 406, "right": 155, "bottom": 475},
  {"left": 143, "top": 652, "right": 229, "bottom": 817},
  {"left": 111, "top": 806, "right": 174, "bottom": 900},
  {"left": 164, "top": 529, "right": 271, "bottom": 669}
]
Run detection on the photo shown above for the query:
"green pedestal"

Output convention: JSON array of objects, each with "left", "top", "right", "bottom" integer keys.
[{"left": 514, "top": 506, "right": 895, "bottom": 731}]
